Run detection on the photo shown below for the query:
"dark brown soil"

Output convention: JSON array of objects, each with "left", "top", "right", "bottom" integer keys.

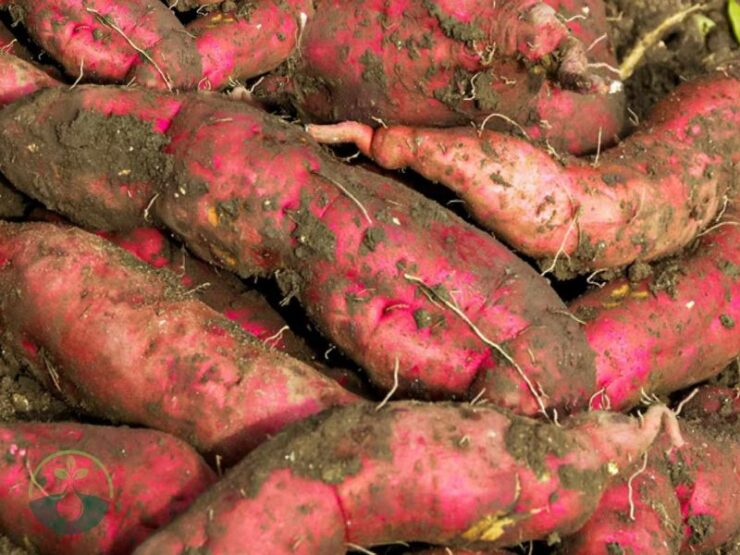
[{"left": 605, "top": 0, "right": 739, "bottom": 121}]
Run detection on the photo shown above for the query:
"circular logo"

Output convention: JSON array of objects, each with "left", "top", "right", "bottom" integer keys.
[{"left": 28, "top": 450, "right": 113, "bottom": 535}]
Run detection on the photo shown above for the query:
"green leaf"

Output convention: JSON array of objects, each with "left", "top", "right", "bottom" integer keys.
[{"left": 730, "top": 0, "right": 740, "bottom": 43}]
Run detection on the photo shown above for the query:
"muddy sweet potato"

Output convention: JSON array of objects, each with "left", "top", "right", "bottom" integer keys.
[
  {"left": 308, "top": 69, "right": 740, "bottom": 273},
  {"left": 0, "top": 422, "right": 215, "bottom": 554},
  {"left": 0, "top": 50, "right": 59, "bottom": 106},
  {"left": 570, "top": 206, "right": 740, "bottom": 412},
  {"left": 133, "top": 401, "right": 683, "bottom": 553},
  {"left": 189, "top": 0, "right": 622, "bottom": 154},
  {"left": 562, "top": 415, "right": 740, "bottom": 554},
  {"left": 0, "top": 222, "right": 357, "bottom": 463},
  {"left": 0, "top": 84, "right": 597, "bottom": 415},
  {"left": 0, "top": 0, "right": 201, "bottom": 90}
]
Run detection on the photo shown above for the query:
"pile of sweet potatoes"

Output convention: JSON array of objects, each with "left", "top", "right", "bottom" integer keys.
[{"left": 0, "top": 0, "right": 737, "bottom": 553}]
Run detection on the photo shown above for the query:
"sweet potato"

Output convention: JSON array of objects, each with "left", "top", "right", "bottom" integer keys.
[
  {"left": 98, "top": 226, "right": 315, "bottom": 361},
  {"left": 560, "top": 456, "right": 683, "bottom": 555},
  {"left": 0, "top": 0, "right": 201, "bottom": 90},
  {"left": 188, "top": 0, "right": 313, "bottom": 92},
  {"left": 189, "top": 0, "right": 622, "bottom": 154},
  {"left": 0, "top": 84, "right": 597, "bottom": 416},
  {"left": 0, "top": 222, "right": 357, "bottom": 463},
  {"left": 308, "top": 69, "right": 740, "bottom": 272},
  {"left": 0, "top": 422, "right": 215, "bottom": 554},
  {"left": 0, "top": 50, "right": 59, "bottom": 106},
  {"left": 281, "top": 0, "right": 621, "bottom": 153},
  {"left": 562, "top": 417, "right": 740, "bottom": 554},
  {"left": 570, "top": 206, "right": 740, "bottom": 412},
  {"left": 133, "top": 401, "right": 684, "bottom": 553}
]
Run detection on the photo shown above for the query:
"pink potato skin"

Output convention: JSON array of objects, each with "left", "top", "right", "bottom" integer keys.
[
  {"left": 99, "top": 226, "right": 316, "bottom": 361},
  {"left": 189, "top": 0, "right": 314, "bottom": 90},
  {"left": 0, "top": 422, "right": 215, "bottom": 555},
  {"left": 563, "top": 423, "right": 740, "bottom": 554},
  {"left": 2, "top": 0, "right": 201, "bottom": 89},
  {"left": 0, "top": 50, "right": 59, "bottom": 106},
  {"left": 0, "top": 85, "right": 597, "bottom": 416},
  {"left": 561, "top": 458, "right": 683, "bottom": 555},
  {"left": 133, "top": 402, "right": 682, "bottom": 554},
  {"left": 569, "top": 207, "right": 740, "bottom": 412},
  {"left": 0, "top": 222, "right": 357, "bottom": 463},
  {"left": 308, "top": 70, "right": 739, "bottom": 271}
]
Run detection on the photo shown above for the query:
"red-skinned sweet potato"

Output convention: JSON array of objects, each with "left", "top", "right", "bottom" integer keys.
[
  {"left": 0, "top": 422, "right": 215, "bottom": 554},
  {"left": 0, "top": 85, "right": 597, "bottom": 416},
  {"left": 308, "top": 69, "right": 740, "bottom": 272},
  {"left": 275, "top": 0, "right": 621, "bottom": 154},
  {"left": 560, "top": 456, "right": 683, "bottom": 555},
  {"left": 133, "top": 401, "right": 684, "bottom": 553},
  {"left": 0, "top": 0, "right": 201, "bottom": 90},
  {"left": 0, "top": 222, "right": 357, "bottom": 463},
  {"left": 188, "top": 0, "right": 313, "bottom": 92},
  {"left": 562, "top": 413, "right": 740, "bottom": 554},
  {"left": 570, "top": 206, "right": 740, "bottom": 412},
  {"left": 0, "top": 50, "right": 59, "bottom": 106}
]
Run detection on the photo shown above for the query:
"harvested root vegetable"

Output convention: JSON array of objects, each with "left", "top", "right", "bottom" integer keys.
[
  {"left": 194, "top": 0, "right": 622, "bottom": 154},
  {"left": 0, "top": 85, "right": 598, "bottom": 416},
  {"left": 189, "top": 0, "right": 314, "bottom": 92},
  {"left": 0, "top": 50, "right": 59, "bottom": 106},
  {"left": 308, "top": 69, "right": 740, "bottom": 273},
  {"left": 0, "top": 422, "right": 215, "bottom": 554},
  {"left": 99, "top": 227, "right": 316, "bottom": 362},
  {"left": 560, "top": 456, "right": 683, "bottom": 555},
  {"left": 562, "top": 415, "right": 740, "bottom": 554},
  {"left": 0, "top": 0, "right": 201, "bottom": 90},
  {"left": 134, "top": 401, "right": 683, "bottom": 553},
  {"left": 570, "top": 207, "right": 740, "bottom": 411},
  {"left": 0, "top": 222, "right": 357, "bottom": 463}
]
